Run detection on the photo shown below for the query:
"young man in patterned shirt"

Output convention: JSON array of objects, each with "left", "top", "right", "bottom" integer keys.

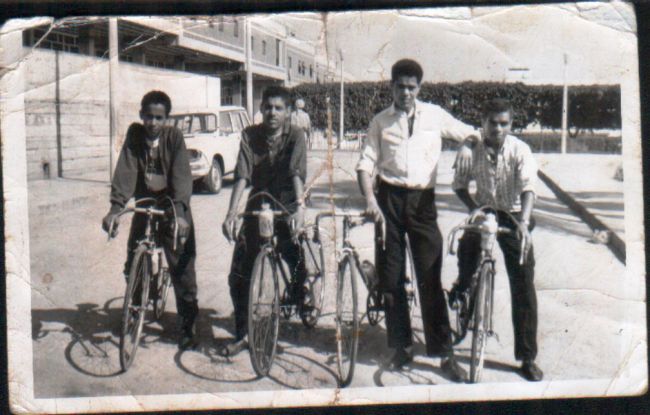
[{"left": 450, "top": 98, "right": 543, "bottom": 382}]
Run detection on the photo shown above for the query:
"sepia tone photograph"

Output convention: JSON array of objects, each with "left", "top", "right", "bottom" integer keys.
[{"left": 1, "top": 1, "right": 646, "bottom": 412}]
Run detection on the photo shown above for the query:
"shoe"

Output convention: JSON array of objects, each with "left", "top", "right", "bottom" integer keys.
[
  {"left": 448, "top": 282, "right": 465, "bottom": 308},
  {"left": 385, "top": 348, "right": 413, "bottom": 371},
  {"left": 521, "top": 360, "right": 543, "bottom": 382},
  {"left": 219, "top": 337, "right": 248, "bottom": 357},
  {"left": 178, "top": 331, "right": 199, "bottom": 351},
  {"left": 441, "top": 355, "right": 467, "bottom": 383}
]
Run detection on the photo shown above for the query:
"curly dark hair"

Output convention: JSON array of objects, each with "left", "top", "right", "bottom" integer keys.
[{"left": 140, "top": 90, "right": 172, "bottom": 115}]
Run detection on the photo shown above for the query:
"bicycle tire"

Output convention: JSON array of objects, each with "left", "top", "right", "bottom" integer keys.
[
  {"left": 119, "top": 244, "right": 151, "bottom": 372},
  {"left": 469, "top": 262, "right": 493, "bottom": 383},
  {"left": 248, "top": 247, "right": 280, "bottom": 377},
  {"left": 153, "top": 251, "right": 171, "bottom": 321},
  {"left": 336, "top": 253, "right": 359, "bottom": 387},
  {"left": 405, "top": 238, "right": 418, "bottom": 320},
  {"left": 300, "top": 232, "right": 326, "bottom": 328}
]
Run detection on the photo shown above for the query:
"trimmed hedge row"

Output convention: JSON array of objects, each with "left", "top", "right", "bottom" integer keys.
[
  {"left": 442, "top": 133, "right": 621, "bottom": 154},
  {"left": 291, "top": 82, "right": 621, "bottom": 133}
]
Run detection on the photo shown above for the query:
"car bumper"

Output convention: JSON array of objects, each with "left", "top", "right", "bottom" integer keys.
[{"left": 189, "top": 157, "right": 211, "bottom": 179}]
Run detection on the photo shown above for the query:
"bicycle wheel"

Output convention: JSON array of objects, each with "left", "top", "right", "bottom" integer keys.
[
  {"left": 153, "top": 260, "right": 171, "bottom": 321},
  {"left": 405, "top": 238, "right": 418, "bottom": 320},
  {"left": 120, "top": 244, "right": 151, "bottom": 372},
  {"left": 248, "top": 248, "right": 280, "bottom": 377},
  {"left": 300, "top": 231, "right": 326, "bottom": 328},
  {"left": 469, "top": 262, "right": 493, "bottom": 383},
  {"left": 336, "top": 253, "right": 359, "bottom": 387}
]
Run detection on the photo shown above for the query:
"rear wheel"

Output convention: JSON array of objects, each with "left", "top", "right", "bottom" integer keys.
[
  {"left": 153, "top": 257, "right": 171, "bottom": 321},
  {"left": 120, "top": 245, "right": 150, "bottom": 372},
  {"left": 204, "top": 158, "right": 223, "bottom": 194},
  {"left": 405, "top": 239, "right": 418, "bottom": 320},
  {"left": 336, "top": 253, "right": 359, "bottom": 387},
  {"left": 469, "top": 262, "right": 493, "bottom": 383},
  {"left": 248, "top": 248, "right": 280, "bottom": 377},
  {"left": 300, "top": 231, "right": 326, "bottom": 328}
]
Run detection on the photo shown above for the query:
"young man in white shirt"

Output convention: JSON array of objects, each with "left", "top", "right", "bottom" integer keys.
[
  {"left": 450, "top": 98, "right": 543, "bottom": 382},
  {"left": 356, "top": 59, "right": 477, "bottom": 382}
]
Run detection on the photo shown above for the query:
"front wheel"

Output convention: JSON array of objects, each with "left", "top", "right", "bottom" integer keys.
[
  {"left": 336, "top": 253, "right": 359, "bottom": 387},
  {"left": 248, "top": 248, "right": 280, "bottom": 377},
  {"left": 120, "top": 245, "right": 151, "bottom": 372},
  {"left": 204, "top": 158, "right": 223, "bottom": 194},
  {"left": 469, "top": 262, "right": 493, "bottom": 383}
]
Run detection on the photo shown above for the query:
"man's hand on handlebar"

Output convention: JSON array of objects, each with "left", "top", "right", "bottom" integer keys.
[
  {"left": 176, "top": 217, "right": 190, "bottom": 246},
  {"left": 222, "top": 211, "right": 238, "bottom": 243},
  {"left": 102, "top": 211, "right": 120, "bottom": 237},
  {"left": 290, "top": 206, "right": 305, "bottom": 241}
]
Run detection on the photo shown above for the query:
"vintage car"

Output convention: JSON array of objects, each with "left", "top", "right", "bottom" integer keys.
[{"left": 167, "top": 106, "right": 251, "bottom": 193}]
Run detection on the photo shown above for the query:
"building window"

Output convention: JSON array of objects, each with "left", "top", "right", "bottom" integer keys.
[
  {"left": 262, "top": 40, "right": 267, "bottom": 55},
  {"left": 309, "top": 65, "right": 313, "bottom": 78},
  {"left": 24, "top": 27, "right": 80, "bottom": 54},
  {"left": 275, "top": 39, "right": 281, "bottom": 66},
  {"left": 251, "top": 36, "right": 255, "bottom": 51},
  {"left": 288, "top": 56, "right": 292, "bottom": 68},
  {"left": 234, "top": 19, "right": 239, "bottom": 37},
  {"left": 218, "top": 16, "right": 224, "bottom": 32},
  {"left": 222, "top": 86, "right": 234, "bottom": 105}
]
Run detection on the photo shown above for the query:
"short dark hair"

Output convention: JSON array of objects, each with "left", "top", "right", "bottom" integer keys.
[
  {"left": 262, "top": 86, "right": 291, "bottom": 107},
  {"left": 141, "top": 90, "right": 172, "bottom": 115},
  {"left": 391, "top": 59, "right": 423, "bottom": 83},
  {"left": 481, "top": 98, "right": 513, "bottom": 119}
]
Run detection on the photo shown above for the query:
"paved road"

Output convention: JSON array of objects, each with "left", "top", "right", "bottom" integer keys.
[{"left": 29, "top": 150, "right": 641, "bottom": 398}]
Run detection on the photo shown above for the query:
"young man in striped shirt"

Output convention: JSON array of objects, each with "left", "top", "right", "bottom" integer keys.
[{"left": 450, "top": 98, "right": 543, "bottom": 382}]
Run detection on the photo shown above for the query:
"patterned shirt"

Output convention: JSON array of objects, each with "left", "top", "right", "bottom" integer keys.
[
  {"left": 356, "top": 100, "right": 477, "bottom": 189},
  {"left": 452, "top": 134, "right": 538, "bottom": 212}
]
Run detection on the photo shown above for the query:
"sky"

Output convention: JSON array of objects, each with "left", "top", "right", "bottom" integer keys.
[{"left": 265, "top": 2, "right": 636, "bottom": 85}]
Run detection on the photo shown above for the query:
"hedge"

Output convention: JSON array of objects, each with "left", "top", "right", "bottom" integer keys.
[{"left": 290, "top": 82, "right": 621, "bottom": 134}]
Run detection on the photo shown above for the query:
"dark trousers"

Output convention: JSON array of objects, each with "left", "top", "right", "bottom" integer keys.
[
  {"left": 456, "top": 211, "right": 537, "bottom": 361},
  {"left": 125, "top": 210, "right": 198, "bottom": 328},
  {"left": 375, "top": 180, "right": 453, "bottom": 356},
  {"left": 228, "top": 213, "right": 306, "bottom": 340}
]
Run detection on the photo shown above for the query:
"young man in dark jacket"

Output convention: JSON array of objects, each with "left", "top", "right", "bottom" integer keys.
[
  {"left": 101, "top": 90, "right": 199, "bottom": 350},
  {"left": 220, "top": 86, "right": 307, "bottom": 356}
]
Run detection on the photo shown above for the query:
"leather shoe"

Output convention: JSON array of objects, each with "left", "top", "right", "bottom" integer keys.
[
  {"left": 219, "top": 337, "right": 248, "bottom": 357},
  {"left": 385, "top": 348, "right": 413, "bottom": 371},
  {"left": 521, "top": 360, "right": 543, "bottom": 382},
  {"left": 178, "top": 332, "right": 198, "bottom": 351},
  {"left": 441, "top": 356, "right": 467, "bottom": 383}
]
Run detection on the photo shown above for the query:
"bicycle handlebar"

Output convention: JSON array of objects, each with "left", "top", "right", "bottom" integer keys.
[{"left": 106, "top": 197, "right": 179, "bottom": 250}]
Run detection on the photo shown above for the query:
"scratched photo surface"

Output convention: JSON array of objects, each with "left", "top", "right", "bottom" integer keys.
[{"left": 1, "top": 2, "right": 646, "bottom": 413}]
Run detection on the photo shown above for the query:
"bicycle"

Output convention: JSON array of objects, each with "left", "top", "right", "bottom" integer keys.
[
  {"left": 235, "top": 192, "right": 325, "bottom": 377},
  {"left": 364, "top": 237, "right": 418, "bottom": 327},
  {"left": 107, "top": 197, "right": 175, "bottom": 372},
  {"left": 446, "top": 207, "right": 528, "bottom": 383},
  {"left": 314, "top": 210, "right": 386, "bottom": 387}
]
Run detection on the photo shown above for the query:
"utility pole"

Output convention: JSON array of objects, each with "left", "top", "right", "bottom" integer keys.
[
  {"left": 245, "top": 17, "right": 253, "bottom": 120},
  {"left": 339, "top": 49, "right": 344, "bottom": 149},
  {"left": 108, "top": 17, "right": 119, "bottom": 180},
  {"left": 561, "top": 53, "right": 569, "bottom": 154}
]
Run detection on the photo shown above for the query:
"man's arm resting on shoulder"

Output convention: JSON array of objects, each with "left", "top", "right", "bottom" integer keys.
[{"left": 454, "top": 188, "right": 479, "bottom": 213}]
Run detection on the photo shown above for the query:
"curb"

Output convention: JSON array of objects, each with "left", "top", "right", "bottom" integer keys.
[{"left": 537, "top": 170, "right": 626, "bottom": 264}]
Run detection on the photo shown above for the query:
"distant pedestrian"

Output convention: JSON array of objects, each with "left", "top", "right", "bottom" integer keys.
[{"left": 291, "top": 98, "right": 312, "bottom": 149}]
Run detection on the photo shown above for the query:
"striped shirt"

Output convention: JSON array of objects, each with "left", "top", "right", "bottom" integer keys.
[
  {"left": 356, "top": 100, "right": 477, "bottom": 189},
  {"left": 452, "top": 134, "right": 537, "bottom": 212}
]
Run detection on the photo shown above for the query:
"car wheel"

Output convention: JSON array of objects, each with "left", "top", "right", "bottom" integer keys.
[{"left": 204, "top": 158, "right": 223, "bottom": 194}]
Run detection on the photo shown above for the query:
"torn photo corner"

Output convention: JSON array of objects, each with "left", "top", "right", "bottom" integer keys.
[{"left": 1, "top": 2, "right": 646, "bottom": 413}]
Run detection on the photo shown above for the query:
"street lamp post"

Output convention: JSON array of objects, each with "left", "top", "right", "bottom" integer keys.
[
  {"left": 561, "top": 53, "right": 569, "bottom": 154},
  {"left": 338, "top": 49, "right": 344, "bottom": 149}
]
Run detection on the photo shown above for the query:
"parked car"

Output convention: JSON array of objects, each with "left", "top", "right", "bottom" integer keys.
[{"left": 167, "top": 106, "right": 251, "bottom": 193}]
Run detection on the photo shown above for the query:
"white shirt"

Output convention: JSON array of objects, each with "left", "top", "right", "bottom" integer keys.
[
  {"left": 452, "top": 134, "right": 538, "bottom": 212},
  {"left": 356, "top": 100, "right": 477, "bottom": 189}
]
